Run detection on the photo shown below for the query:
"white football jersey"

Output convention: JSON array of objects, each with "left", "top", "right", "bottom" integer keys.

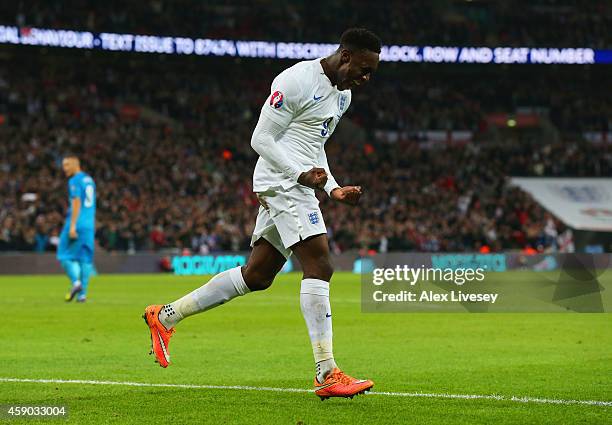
[{"left": 252, "top": 58, "right": 352, "bottom": 192}]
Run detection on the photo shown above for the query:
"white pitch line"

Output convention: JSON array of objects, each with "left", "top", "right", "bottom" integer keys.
[{"left": 1, "top": 378, "right": 610, "bottom": 407}]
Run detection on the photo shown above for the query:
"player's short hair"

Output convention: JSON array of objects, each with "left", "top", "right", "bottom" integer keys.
[
  {"left": 63, "top": 153, "right": 79, "bottom": 160},
  {"left": 339, "top": 28, "right": 381, "bottom": 54}
]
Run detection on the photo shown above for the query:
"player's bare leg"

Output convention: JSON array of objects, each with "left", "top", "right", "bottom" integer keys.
[
  {"left": 241, "top": 238, "right": 287, "bottom": 291},
  {"left": 292, "top": 234, "right": 374, "bottom": 399},
  {"left": 143, "top": 238, "right": 286, "bottom": 367}
]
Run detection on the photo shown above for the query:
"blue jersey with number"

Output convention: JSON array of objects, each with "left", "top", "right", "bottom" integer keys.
[
  {"left": 67, "top": 171, "right": 96, "bottom": 229},
  {"left": 58, "top": 171, "right": 96, "bottom": 262}
]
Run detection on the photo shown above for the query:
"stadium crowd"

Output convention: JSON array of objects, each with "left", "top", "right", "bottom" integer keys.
[
  {"left": 1, "top": 50, "right": 609, "bottom": 254},
  {"left": 1, "top": 0, "right": 611, "bottom": 48}
]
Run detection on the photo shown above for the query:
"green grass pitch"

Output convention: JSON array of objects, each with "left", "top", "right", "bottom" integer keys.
[{"left": 1, "top": 272, "right": 610, "bottom": 424}]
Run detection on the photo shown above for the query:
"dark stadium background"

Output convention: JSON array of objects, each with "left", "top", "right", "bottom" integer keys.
[{"left": 0, "top": 0, "right": 610, "bottom": 257}]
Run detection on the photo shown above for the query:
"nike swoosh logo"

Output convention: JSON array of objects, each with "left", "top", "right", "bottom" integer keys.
[
  {"left": 315, "top": 382, "right": 336, "bottom": 390},
  {"left": 313, "top": 94, "right": 323, "bottom": 101},
  {"left": 156, "top": 329, "right": 170, "bottom": 363},
  {"left": 325, "top": 313, "right": 332, "bottom": 318}
]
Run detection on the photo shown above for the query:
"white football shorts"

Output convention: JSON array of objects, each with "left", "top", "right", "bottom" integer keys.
[{"left": 251, "top": 186, "right": 327, "bottom": 259}]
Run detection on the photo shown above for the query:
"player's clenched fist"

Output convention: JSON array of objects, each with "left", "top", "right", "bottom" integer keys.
[
  {"left": 331, "top": 186, "right": 362, "bottom": 206},
  {"left": 298, "top": 167, "right": 328, "bottom": 190}
]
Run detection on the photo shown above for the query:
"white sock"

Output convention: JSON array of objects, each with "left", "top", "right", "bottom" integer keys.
[
  {"left": 300, "top": 278, "right": 337, "bottom": 383},
  {"left": 159, "top": 266, "right": 250, "bottom": 329},
  {"left": 73, "top": 280, "right": 81, "bottom": 287}
]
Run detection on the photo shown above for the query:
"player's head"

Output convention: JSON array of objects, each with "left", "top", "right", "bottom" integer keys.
[
  {"left": 62, "top": 154, "right": 81, "bottom": 177},
  {"left": 335, "top": 28, "right": 381, "bottom": 90}
]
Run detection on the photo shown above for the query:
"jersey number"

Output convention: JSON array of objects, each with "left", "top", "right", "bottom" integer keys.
[
  {"left": 84, "top": 185, "right": 94, "bottom": 208},
  {"left": 321, "top": 117, "right": 334, "bottom": 137}
]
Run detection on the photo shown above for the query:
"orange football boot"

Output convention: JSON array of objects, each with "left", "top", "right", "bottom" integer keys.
[
  {"left": 142, "top": 305, "right": 175, "bottom": 368},
  {"left": 314, "top": 368, "right": 374, "bottom": 400}
]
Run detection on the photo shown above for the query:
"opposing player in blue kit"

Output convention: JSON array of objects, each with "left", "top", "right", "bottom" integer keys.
[{"left": 57, "top": 154, "right": 96, "bottom": 303}]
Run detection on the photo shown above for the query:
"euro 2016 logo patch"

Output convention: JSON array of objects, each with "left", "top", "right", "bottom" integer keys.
[
  {"left": 269, "top": 91, "right": 284, "bottom": 109},
  {"left": 308, "top": 211, "right": 320, "bottom": 225}
]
